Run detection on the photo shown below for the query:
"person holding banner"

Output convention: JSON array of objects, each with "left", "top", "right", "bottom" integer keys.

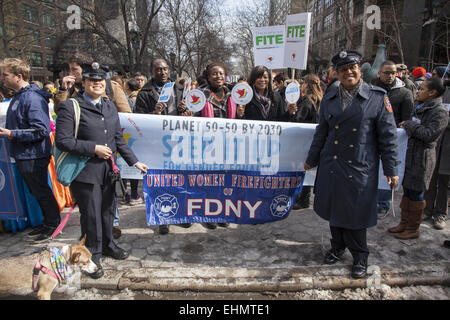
[
  {"left": 134, "top": 58, "right": 192, "bottom": 235},
  {"left": 242, "top": 65, "right": 286, "bottom": 121},
  {"left": 286, "top": 74, "right": 322, "bottom": 209},
  {"left": 55, "top": 63, "right": 149, "bottom": 279},
  {"left": 304, "top": 50, "right": 399, "bottom": 279},
  {"left": 0, "top": 58, "right": 61, "bottom": 241},
  {"left": 198, "top": 62, "right": 240, "bottom": 120},
  {"left": 197, "top": 62, "right": 242, "bottom": 229}
]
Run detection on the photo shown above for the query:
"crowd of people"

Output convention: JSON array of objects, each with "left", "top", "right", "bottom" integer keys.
[{"left": 0, "top": 51, "right": 449, "bottom": 279}]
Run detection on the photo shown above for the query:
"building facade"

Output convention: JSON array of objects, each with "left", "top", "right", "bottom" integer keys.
[{"left": 269, "top": 0, "right": 449, "bottom": 73}]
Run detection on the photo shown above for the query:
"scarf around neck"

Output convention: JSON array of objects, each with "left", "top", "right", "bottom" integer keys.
[
  {"left": 339, "top": 79, "right": 363, "bottom": 111},
  {"left": 254, "top": 87, "right": 272, "bottom": 120}
]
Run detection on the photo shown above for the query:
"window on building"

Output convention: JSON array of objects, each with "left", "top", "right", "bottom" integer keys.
[
  {"left": 314, "top": 0, "right": 322, "bottom": 16},
  {"left": 336, "top": 7, "right": 342, "bottom": 23},
  {"left": 46, "top": 54, "right": 54, "bottom": 66},
  {"left": 43, "top": 13, "right": 56, "bottom": 27},
  {"left": 24, "top": 28, "right": 40, "bottom": 44},
  {"left": 325, "top": 0, "right": 333, "bottom": 9},
  {"left": 23, "top": 4, "right": 39, "bottom": 24},
  {"left": 323, "top": 13, "right": 333, "bottom": 33},
  {"left": 29, "top": 52, "right": 43, "bottom": 67},
  {"left": 45, "top": 36, "right": 57, "bottom": 48}
]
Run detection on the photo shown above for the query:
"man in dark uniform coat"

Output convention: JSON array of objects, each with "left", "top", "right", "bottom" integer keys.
[
  {"left": 304, "top": 50, "right": 399, "bottom": 278},
  {"left": 55, "top": 63, "right": 148, "bottom": 279}
]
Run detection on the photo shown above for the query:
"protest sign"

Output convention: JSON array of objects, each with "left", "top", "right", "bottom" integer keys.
[
  {"left": 183, "top": 77, "right": 192, "bottom": 99},
  {"left": 231, "top": 83, "right": 253, "bottom": 105},
  {"left": 252, "top": 25, "right": 285, "bottom": 69},
  {"left": 285, "top": 82, "right": 301, "bottom": 104},
  {"left": 157, "top": 82, "right": 175, "bottom": 103},
  {"left": 185, "top": 89, "right": 206, "bottom": 112},
  {"left": 284, "top": 12, "right": 311, "bottom": 70},
  {"left": 144, "top": 169, "right": 305, "bottom": 226},
  {"left": 116, "top": 114, "right": 407, "bottom": 190}
]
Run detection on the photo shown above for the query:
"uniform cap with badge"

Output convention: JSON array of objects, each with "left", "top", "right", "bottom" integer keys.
[
  {"left": 81, "top": 62, "right": 108, "bottom": 80},
  {"left": 331, "top": 50, "right": 363, "bottom": 70}
]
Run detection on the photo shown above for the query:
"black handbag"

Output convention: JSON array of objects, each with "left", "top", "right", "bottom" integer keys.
[{"left": 109, "top": 156, "right": 126, "bottom": 198}]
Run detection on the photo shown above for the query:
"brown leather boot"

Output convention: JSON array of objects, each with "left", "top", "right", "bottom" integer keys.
[
  {"left": 395, "top": 200, "right": 426, "bottom": 240},
  {"left": 388, "top": 196, "right": 409, "bottom": 233}
]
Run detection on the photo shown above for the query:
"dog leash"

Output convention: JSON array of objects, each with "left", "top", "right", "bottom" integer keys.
[{"left": 43, "top": 202, "right": 78, "bottom": 249}]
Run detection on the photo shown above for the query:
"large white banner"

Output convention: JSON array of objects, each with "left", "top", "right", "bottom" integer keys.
[
  {"left": 252, "top": 25, "right": 286, "bottom": 69},
  {"left": 284, "top": 12, "right": 311, "bottom": 70},
  {"left": 117, "top": 114, "right": 407, "bottom": 190}
]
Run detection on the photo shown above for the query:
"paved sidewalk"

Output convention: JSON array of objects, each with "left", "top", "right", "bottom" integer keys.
[{"left": 0, "top": 192, "right": 449, "bottom": 294}]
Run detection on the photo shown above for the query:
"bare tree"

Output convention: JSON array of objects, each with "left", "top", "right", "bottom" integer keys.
[
  {"left": 153, "top": 0, "right": 233, "bottom": 79},
  {"left": 374, "top": 0, "right": 405, "bottom": 63},
  {"left": 230, "top": 0, "right": 270, "bottom": 77}
]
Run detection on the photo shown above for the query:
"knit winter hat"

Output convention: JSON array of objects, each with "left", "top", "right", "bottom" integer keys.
[{"left": 412, "top": 67, "right": 426, "bottom": 78}]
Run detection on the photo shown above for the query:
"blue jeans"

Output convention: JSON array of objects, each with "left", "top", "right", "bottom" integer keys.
[
  {"left": 113, "top": 197, "right": 120, "bottom": 227},
  {"left": 403, "top": 188, "right": 424, "bottom": 201},
  {"left": 377, "top": 189, "right": 391, "bottom": 212}
]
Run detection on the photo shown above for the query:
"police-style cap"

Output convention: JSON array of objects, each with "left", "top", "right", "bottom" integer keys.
[
  {"left": 331, "top": 50, "right": 362, "bottom": 69},
  {"left": 81, "top": 62, "right": 107, "bottom": 80}
]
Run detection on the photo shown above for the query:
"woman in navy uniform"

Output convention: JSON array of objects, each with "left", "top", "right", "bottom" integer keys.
[
  {"left": 55, "top": 63, "right": 148, "bottom": 279},
  {"left": 304, "top": 51, "right": 399, "bottom": 279}
]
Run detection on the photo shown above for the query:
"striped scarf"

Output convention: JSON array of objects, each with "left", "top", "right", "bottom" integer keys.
[{"left": 339, "top": 79, "right": 363, "bottom": 111}]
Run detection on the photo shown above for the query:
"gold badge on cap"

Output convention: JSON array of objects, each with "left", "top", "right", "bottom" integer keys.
[{"left": 92, "top": 62, "right": 100, "bottom": 70}]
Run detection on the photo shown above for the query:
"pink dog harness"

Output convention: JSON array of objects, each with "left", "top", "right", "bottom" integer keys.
[{"left": 32, "top": 248, "right": 73, "bottom": 292}]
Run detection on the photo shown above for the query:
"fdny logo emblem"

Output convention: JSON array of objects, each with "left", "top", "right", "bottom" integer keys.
[
  {"left": 153, "top": 193, "right": 179, "bottom": 219},
  {"left": 270, "top": 195, "right": 291, "bottom": 218},
  {"left": 384, "top": 97, "right": 393, "bottom": 113}
]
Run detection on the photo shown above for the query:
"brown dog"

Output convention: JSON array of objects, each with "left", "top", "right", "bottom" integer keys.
[{"left": 0, "top": 236, "right": 97, "bottom": 300}]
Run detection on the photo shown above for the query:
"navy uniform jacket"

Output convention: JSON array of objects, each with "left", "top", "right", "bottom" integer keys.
[
  {"left": 55, "top": 93, "right": 138, "bottom": 185},
  {"left": 305, "top": 82, "right": 398, "bottom": 229}
]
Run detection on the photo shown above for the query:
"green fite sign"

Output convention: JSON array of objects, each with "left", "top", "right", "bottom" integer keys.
[
  {"left": 252, "top": 25, "right": 286, "bottom": 70},
  {"left": 284, "top": 12, "right": 311, "bottom": 70}
]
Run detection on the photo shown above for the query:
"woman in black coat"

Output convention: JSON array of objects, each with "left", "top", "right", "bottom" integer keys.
[
  {"left": 285, "top": 74, "right": 323, "bottom": 209},
  {"left": 55, "top": 63, "right": 148, "bottom": 279},
  {"left": 389, "top": 77, "right": 449, "bottom": 240},
  {"left": 242, "top": 65, "right": 286, "bottom": 121}
]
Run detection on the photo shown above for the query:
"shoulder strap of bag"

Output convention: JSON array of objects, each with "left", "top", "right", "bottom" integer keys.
[{"left": 69, "top": 98, "right": 81, "bottom": 138}]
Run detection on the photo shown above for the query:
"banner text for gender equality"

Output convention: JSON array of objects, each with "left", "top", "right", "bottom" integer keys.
[{"left": 116, "top": 114, "right": 407, "bottom": 225}]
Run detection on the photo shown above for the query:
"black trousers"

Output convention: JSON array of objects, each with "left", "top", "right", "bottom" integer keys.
[
  {"left": 330, "top": 226, "right": 369, "bottom": 263},
  {"left": 15, "top": 157, "right": 60, "bottom": 228},
  {"left": 70, "top": 180, "right": 117, "bottom": 263}
]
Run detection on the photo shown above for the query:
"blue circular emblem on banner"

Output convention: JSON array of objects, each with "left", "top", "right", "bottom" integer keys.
[
  {"left": 154, "top": 193, "right": 179, "bottom": 219},
  {"left": 270, "top": 195, "right": 291, "bottom": 218}
]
